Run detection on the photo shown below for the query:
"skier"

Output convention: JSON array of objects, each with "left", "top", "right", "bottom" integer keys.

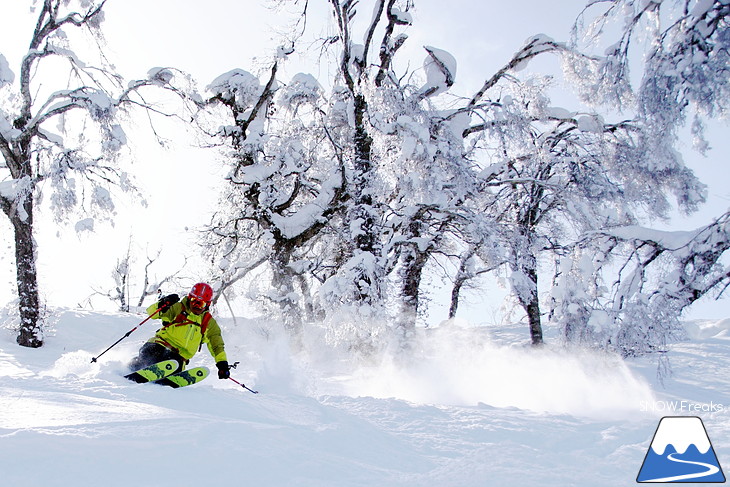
[{"left": 128, "top": 282, "right": 230, "bottom": 380}]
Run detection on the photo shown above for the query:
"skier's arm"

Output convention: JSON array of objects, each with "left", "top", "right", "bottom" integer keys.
[
  {"left": 146, "top": 302, "right": 161, "bottom": 317},
  {"left": 146, "top": 295, "right": 180, "bottom": 321},
  {"left": 204, "top": 318, "right": 228, "bottom": 363}
]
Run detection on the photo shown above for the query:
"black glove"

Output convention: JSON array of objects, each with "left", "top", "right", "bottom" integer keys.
[
  {"left": 158, "top": 293, "right": 179, "bottom": 312},
  {"left": 216, "top": 361, "right": 230, "bottom": 379}
]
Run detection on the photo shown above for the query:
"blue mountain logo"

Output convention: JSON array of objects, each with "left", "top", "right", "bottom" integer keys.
[{"left": 637, "top": 416, "right": 726, "bottom": 483}]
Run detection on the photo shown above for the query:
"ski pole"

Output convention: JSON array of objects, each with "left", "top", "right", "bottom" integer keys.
[
  {"left": 228, "top": 377, "right": 259, "bottom": 394},
  {"left": 90, "top": 307, "right": 162, "bottom": 363},
  {"left": 225, "top": 362, "right": 258, "bottom": 393}
]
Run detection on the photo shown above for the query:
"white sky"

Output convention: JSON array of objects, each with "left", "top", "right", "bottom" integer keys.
[{"left": 0, "top": 0, "right": 728, "bottom": 322}]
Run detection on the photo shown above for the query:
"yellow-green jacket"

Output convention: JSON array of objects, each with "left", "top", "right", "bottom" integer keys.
[{"left": 145, "top": 297, "right": 227, "bottom": 363}]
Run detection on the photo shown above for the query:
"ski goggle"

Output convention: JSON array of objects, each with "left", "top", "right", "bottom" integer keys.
[{"left": 189, "top": 296, "right": 208, "bottom": 309}]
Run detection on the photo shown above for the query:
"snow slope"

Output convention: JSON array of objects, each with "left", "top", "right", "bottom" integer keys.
[{"left": 1, "top": 308, "right": 728, "bottom": 487}]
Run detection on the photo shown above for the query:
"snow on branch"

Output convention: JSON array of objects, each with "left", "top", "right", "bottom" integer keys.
[
  {"left": 415, "top": 46, "right": 456, "bottom": 99},
  {"left": 0, "top": 53, "right": 14, "bottom": 87},
  {"left": 373, "top": 0, "right": 411, "bottom": 86},
  {"left": 465, "top": 35, "right": 566, "bottom": 111},
  {"left": 594, "top": 211, "right": 730, "bottom": 311},
  {"left": 549, "top": 212, "right": 730, "bottom": 357},
  {"left": 207, "top": 69, "right": 263, "bottom": 110}
]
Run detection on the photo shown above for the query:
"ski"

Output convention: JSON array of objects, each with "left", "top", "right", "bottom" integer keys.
[
  {"left": 154, "top": 366, "right": 209, "bottom": 388},
  {"left": 124, "top": 359, "right": 179, "bottom": 383}
]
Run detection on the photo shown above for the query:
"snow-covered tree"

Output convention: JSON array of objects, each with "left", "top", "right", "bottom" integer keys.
[
  {"left": 200, "top": 1, "right": 484, "bottom": 348},
  {"left": 431, "top": 28, "right": 706, "bottom": 347},
  {"left": 0, "top": 0, "right": 192, "bottom": 347},
  {"left": 547, "top": 0, "right": 730, "bottom": 354},
  {"left": 199, "top": 60, "right": 348, "bottom": 330},
  {"left": 200, "top": 0, "right": 725, "bottom": 355},
  {"left": 575, "top": 213, "right": 730, "bottom": 356},
  {"left": 570, "top": 0, "right": 730, "bottom": 150}
]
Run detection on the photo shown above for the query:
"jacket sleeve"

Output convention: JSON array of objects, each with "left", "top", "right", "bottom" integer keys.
[
  {"left": 146, "top": 301, "right": 180, "bottom": 322},
  {"left": 146, "top": 302, "right": 160, "bottom": 317},
  {"left": 204, "top": 317, "right": 228, "bottom": 363}
]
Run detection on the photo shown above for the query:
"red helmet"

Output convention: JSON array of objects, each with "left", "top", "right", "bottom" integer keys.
[{"left": 189, "top": 282, "right": 214, "bottom": 303}]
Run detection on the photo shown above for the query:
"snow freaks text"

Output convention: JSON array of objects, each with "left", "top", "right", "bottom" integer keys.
[{"left": 640, "top": 401, "right": 725, "bottom": 413}]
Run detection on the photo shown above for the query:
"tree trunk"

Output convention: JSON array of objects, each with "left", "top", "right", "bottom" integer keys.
[
  {"left": 12, "top": 197, "right": 43, "bottom": 348},
  {"left": 350, "top": 93, "right": 380, "bottom": 304},
  {"left": 270, "top": 239, "right": 302, "bottom": 332},
  {"left": 518, "top": 262, "right": 543, "bottom": 346},
  {"left": 449, "top": 246, "right": 477, "bottom": 320},
  {"left": 397, "top": 244, "right": 428, "bottom": 343},
  {"left": 524, "top": 291, "right": 543, "bottom": 346},
  {"left": 510, "top": 223, "right": 544, "bottom": 346},
  {"left": 352, "top": 94, "right": 375, "bottom": 253},
  {"left": 449, "top": 274, "right": 466, "bottom": 320}
]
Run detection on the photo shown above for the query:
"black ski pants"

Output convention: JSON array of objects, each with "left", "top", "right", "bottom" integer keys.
[{"left": 128, "top": 342, "right": 185, "bottom": 374}]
